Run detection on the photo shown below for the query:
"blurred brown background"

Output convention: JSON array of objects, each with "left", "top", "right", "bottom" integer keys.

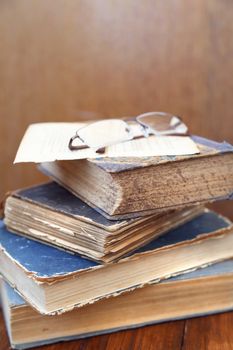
[
  {"left": 1, "top": 2, "right": 233, "bottom": 349},
  {"left": 0, "top": 0, "right": 233, "bottom": 217}
]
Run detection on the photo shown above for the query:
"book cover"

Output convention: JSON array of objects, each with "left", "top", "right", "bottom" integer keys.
[
  {"left": 39, "top": 135, "right": 233, "bottom": 219},
  {"left": 4, "top": 182, "right": 204, "bottom": 262},
  {"left": 2, "top": 259, "right": 233, "bottom": 349},
  {"left": 89, "top": 135, "right": 233, "bottom": 173},
  {"left": 1, "top": 210, "right": 233, "bottom": 315}
]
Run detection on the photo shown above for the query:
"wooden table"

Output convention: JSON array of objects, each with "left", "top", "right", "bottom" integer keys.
[{"left": 1, "top": 310, "right": 233, "bottom": 350}]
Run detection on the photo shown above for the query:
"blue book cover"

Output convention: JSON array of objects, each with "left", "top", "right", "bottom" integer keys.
[
  {"left": 0, "top": 210, "right": 231, "bottom": 279},
  {"left": 2, "top": 259, "right": 233, "bottom": 349},
  {"left": 0, "top": 210, "right": 233, "bottom": 315},
  {"left": 4, "top": 259, "right": 233, "bottom": 307}
]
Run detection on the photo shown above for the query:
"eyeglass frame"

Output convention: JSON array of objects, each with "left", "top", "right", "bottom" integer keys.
[{"left": 68, "top": 112, "right": 189, "bottom": 153}]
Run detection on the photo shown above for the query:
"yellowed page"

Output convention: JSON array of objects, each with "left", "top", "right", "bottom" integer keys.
[{"left": 14, "top": 122, "right": 199, "bottom": 163}]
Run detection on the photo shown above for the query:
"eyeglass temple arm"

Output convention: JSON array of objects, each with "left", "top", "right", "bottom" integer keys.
[{"left": 123, "top": 117, "right": 136, "bottom": 122}]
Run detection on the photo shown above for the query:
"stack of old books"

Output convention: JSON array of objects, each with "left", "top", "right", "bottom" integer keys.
[{"left": 1, "top": 115, "right": 233, "bottom": 349}]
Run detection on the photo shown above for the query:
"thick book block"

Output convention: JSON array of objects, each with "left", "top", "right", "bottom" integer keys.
[
  {"left": 4, "top": 182, "right": 203, "bottom": 262},
  {"left": 39, "top": 135, "right": 233, "bottom": 219},
  {"left": 1, "top": 210, "right": 233, "bottom": 315},
  {"left": 2, "top": 259, "right": 233, "bottom": 349}
]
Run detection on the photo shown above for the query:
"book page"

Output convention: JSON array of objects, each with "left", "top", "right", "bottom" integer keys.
[{"left": 14, "top": 122, "right": 200, "bottom": 163}]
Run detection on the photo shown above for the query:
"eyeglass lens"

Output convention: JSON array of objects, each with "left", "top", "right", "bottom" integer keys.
[
  {"left": 137, "top": 112, "right": 188, "bottom": 135},
  {"left": 77, "top": 119, "right": 132, "bottom": 149}
]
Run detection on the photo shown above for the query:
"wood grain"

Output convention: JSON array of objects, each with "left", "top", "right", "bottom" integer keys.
[
  {"left": 0, "top": 310, "right": 10, "bottom": 350},
  {"left": 129, "top": 322, "right": 185, "bottom": 350},
  {"left": 182, "top": 313, "right": 233, "bottom": 350}
]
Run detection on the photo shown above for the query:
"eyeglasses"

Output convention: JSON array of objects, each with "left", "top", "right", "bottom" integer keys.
[{"left": 68, "top": 112, "right": 189, "bottom": 153}]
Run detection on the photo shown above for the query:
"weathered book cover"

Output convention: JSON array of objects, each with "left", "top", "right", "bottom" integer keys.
[
  {"left": 9, "top": 181, "right": 131, "bottom": 230},
  {"left": 2, "top": 259, "right": 233, "bottom": 349},
  {"left": 0, "top": 210, "right": 230, "bottom": 280},
  {"left": 1, "top": 210, "right": 233, "bottom": 315},
  {"left": 39, "top": 135, "right": 233, "bottom": 219},
  {"left": 89, "top": 135, "right": 233, "bottom": 172},
  {"left": 4, "top": 182, "right": 204, "bottom": 262}
]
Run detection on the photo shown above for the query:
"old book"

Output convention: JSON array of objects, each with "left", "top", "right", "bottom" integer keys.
[
  {"left": 39, "top": 136, "right": 233, "bottom": 219},
  {"left": 2, "top": 259, "right": 233, "bottom": 349},
  {"left": 1, "top": 210, "right": 233, "bottom": 315},
  {"left": 4, "top": 182, "right": 202, "bottom": 263}
]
